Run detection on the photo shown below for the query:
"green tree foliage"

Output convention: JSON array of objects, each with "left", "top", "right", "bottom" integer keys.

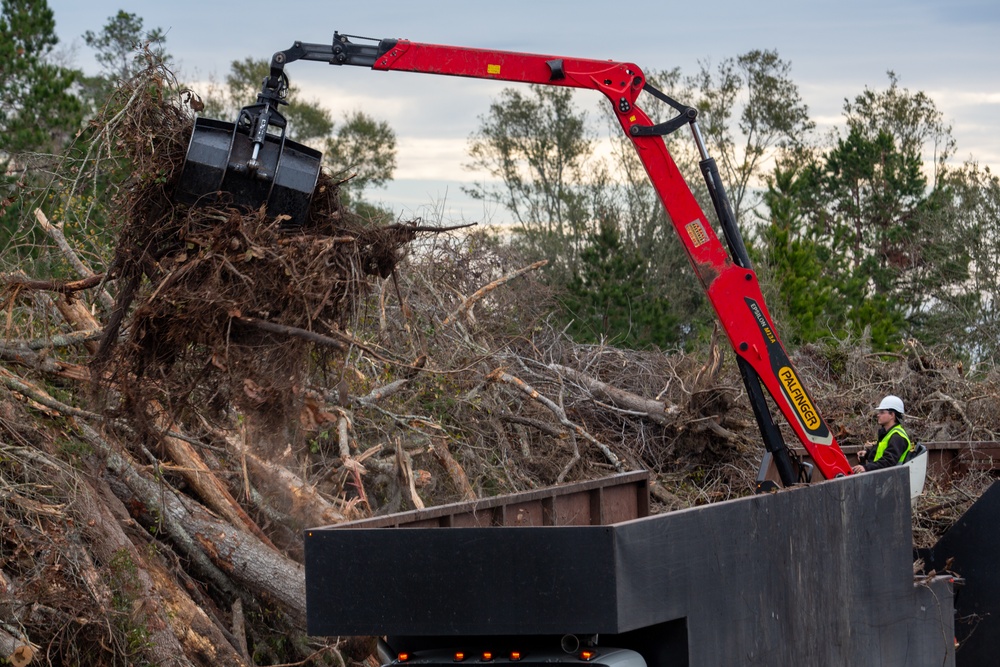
[
  {"left": 598, "top": 67, "right": 698, "bottom": 255},
  {"left": 688, "top": 49, "right": 814, "bottom": 222},
  {"left": 604, "top": 68, "right": 714, "bottom": 347},
  {"left": 466, "top": 59, "right": 811, "bottom": 351},
  {"left": 80, "top": 10, "right": 168, "bottom": 110},
  {"left": 935, "top": 163, "right": 1000, "bottom": 364},
  {"left": 83, "top": 10, "right": 167, "bottom": 81},
  {"left": 469, "top": 67, "right": 799, "bottom": 350},
  {"left": 562, "top": 216, "right": 677, "bottom": 348},
  {"left": 756, "top": 157, "right": 842, "bottom": 344},
  {"left": 466, "top": 58, "right": 999, "bottom": 362},
  {"left": 774, "top": 130, "right": 921, "bottom": 349},
  {"left": 0, "top": 0, "right": 82, "bottom": 154},
  {"left": 465, "top": 85, "right": 593, "bottom": 278},
  {"left": 29, "top": 11, "right": 173, "bottom": 272},
  {"left": 824, "top": 127, "right": 926, "bottom": 284},
  {"left": 0, "top": 0, "right": 85, "bottom": 261},
  {"left": 324, "top": 110, "right": 397, "bottom": 214},
  {"left": 843, "top": 71, "right": 955, "bottom": 165},
  {"left": 758, "top": 74, "right": 970, "bottom": 351}
]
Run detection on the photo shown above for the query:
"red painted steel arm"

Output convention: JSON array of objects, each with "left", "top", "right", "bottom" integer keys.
[{"left": 282, "top": 36, "right": 853, "bottom": 481}]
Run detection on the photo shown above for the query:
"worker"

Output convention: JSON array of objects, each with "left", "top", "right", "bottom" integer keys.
[{"left": 852, "top": 395, "right": 912, "bottom": 474}]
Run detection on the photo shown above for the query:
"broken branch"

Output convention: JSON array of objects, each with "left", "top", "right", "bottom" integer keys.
[
  {"left": 442, "top": 260, "right": 547, "bottom": 327},
  {"left": 549, "top": 363, "right": 680, "bottom": 424},
  {"left": 487, "top": 368, "right": 623, "bottom": 476}
]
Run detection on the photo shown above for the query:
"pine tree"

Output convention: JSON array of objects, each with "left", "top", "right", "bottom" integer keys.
[
  {"left": 0, "top": 0, "right": 82, "bottom": 154},
  {"left": 562, "top": 217, "right": 678, "bottom": 348},
  {"left": 79, "top": 10, "right": 169, "bottom": 110},
  {"left": 757, "top": 75, "right": 969, "bottom": 352},
  {"left": 757, "top": 160, "right": 840, "bottom": 344}
]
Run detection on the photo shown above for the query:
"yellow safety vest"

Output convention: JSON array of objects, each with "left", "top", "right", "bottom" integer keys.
[{"left": 873, "top": 424, "right": 912, "bottom": 464}]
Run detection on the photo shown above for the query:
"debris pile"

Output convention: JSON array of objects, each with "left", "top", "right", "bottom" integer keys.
[{"left": 0, "top": 57, "right": 997, "bottom": 666}]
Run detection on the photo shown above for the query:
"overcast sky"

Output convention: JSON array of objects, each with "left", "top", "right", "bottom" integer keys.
[{"left": 47, "top": 0, "right": 1000, "bottom": 223}]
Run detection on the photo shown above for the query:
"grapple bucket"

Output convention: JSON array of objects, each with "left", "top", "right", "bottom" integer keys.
[{"left": 176, "top": 116, "right": 322, "bottom": 226}]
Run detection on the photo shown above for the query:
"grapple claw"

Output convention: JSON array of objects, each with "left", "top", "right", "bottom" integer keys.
[{"left": 176, "top": 113, "right": 321, "bottom": 226}]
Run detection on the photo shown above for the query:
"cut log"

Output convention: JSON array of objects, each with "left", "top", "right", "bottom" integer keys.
[
  {"left": 147, "top": 562, "right": 249, "bottom": 667},
  {"left": 174, "top": 490, "right": 307, "bottom": 618},
  {"left": 11, "top": 444, "right": 194, "bottom": 666},
  {"left": 0, "top": 627, "right": 34, "bottom": 667}
]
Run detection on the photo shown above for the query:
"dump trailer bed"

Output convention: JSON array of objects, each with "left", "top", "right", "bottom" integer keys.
[
  {"left": 325, "top": 470, "right": 650, "bottom": 529},
  {"left": 305, "top": 468, "right": 955, "bottom": 666}
]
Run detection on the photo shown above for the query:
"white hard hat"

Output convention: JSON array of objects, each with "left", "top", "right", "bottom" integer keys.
[{"left": 876, "top": 395, "right": 904, "bottom": 415}]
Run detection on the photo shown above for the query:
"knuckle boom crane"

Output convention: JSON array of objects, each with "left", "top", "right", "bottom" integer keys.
[{"left": 177, "top": 32, "right": 854, "bottom": 487}]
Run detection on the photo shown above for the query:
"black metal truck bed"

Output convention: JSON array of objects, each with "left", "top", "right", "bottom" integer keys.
[{"left": 305, "top": 468, "right": 955, "bottom": 666}]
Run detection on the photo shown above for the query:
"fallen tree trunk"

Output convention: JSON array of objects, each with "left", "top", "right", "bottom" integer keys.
[
  {"left": 150, "top": 401, "right": 276, "bottom": 550},
  {"left": 146, "top": 561, "right": 249, "bottom": 667},
  {"left": 174, "top": 490, "right": 307, "bottom": 618},
  {"left": 77, "top": 423, "right": 308, "bottom": 621},
  {"left": 549, "top": 363, "right": 680, "bottom": 424},
  {"left": 222, "top": 426, "right": 346, "bottom": 529},
  {"left": 432, "top": 437, "right": 476, "bottom": 501},
  {"left": 10, "top": 444, "right": 194, "bottom": 666}
]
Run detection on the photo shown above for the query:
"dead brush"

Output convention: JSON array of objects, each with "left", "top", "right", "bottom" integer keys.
[{"left": 71, "top": 51, "right": 422, "bottom": 449}]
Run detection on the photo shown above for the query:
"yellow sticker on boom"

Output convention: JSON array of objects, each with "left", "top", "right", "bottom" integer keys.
[
  {"left": 685, "top": 220, "right": 709, "bottom": 247},
  {"left": 778, "top": 366, "right": 821, "bottom": 430},
  {"left": 487, "top": 64, "right": 501, "bottom": 75}
]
